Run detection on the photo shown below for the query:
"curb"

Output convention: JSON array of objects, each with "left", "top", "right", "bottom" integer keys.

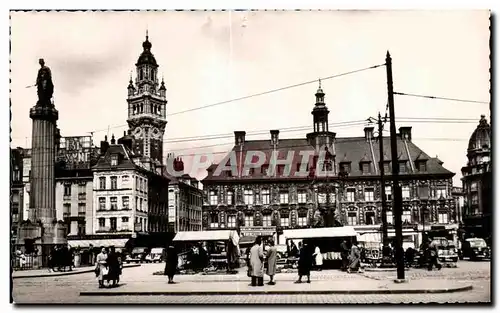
[
  {"left": 13, "top": 264, "right": 141, "bottom": 279},
  {"left": 79, "top": 284, "right": 473, "bottom": 296},
  {"left": 364, "top": 268, "right": 411, "bottom": 272}
]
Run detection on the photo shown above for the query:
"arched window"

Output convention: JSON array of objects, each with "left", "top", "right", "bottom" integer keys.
[{"left": 139, "top": 69, "right": 143, "bottom": 80}]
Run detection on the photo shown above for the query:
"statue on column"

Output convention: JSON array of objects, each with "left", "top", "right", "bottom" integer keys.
[{"left": 36, "top": 58, "right": 54, "bottom": 106}]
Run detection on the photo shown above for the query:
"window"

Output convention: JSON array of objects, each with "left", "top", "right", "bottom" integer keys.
[
  {"left": 438, "top": 213, "right": 448, "bottom": 224},
  {"left": 122, "top": 175, "right": 129, "bottom": 186},
  {"left": 341, "top": 163, "right": 351, "bottom": 174},
  {"left": 364, "top": 188, "right": 374, "bottom": 201},
  {"left": 244, "top": 190, "right": 254, "bottom": 205},
  {"left": 261, "top": 189, "right": 270, "bottom": 205},
  {"left": 280, "top": 192, "right": 289, "bottom": 204},
  {"left": 227, "top": 215, "right": 236, "bottom": 228},
  {"left": 226, "top": 191, "right": 234, "bottom": 205},
  {"left": 64, "top": 184, "right": 71, "bottom": 197},
  {"left": 110, "top": 197, "right": 117, "bottom": 210},
  {"left": 402, "top": 210, "right": 412, "bottom": 223},
  {"left": 245, "top": 215, "right": 254, "bottom": 227},
  {"left": 385, "top": 186, "right": 392, "bottom": 201},
  {"left": 470, "top": 182, "right": 478, "bottom": 191},
  {"left": 110, "top": 217, "right": 117, "bottom": 231},
  {"left": 297, "top": 214, "right": 307, "bottom": 227},
  {"left": 135, "top": 176, "right": 139, "bottom": 190},
  {"left": 365, "top": 211, "right": 375, "bottom": 225},
  {"left": 383, "top": 162, "right": 390, "bottom": 174},
  {"left": 418, "top": 161, "right": 427, "bottom": 172},
  {"left": 110, "top": 176, "right": 118, "bottom": 189},
  {"left": 263, "top": 214, "right": 272, "bottom": 227},
  {"left": 98, "top": 218, "right": 105, "bottom": 228},
  {"left": 347, "top": 212, "right": 357, "bottom": 226},
  {"left": 98, "top": 197, "right": 106, "bottom": 210},
  {"left": 362, "top": 163, "right": 370, "bottom": 174},
  {"left": 122, "top": 217, "right": 129, "bottom": 223},
  {"left": 298, "top": 192, "right": 307, "bottom": 203},
  {"left": 135, "top": 196, "right": 139, "bottom": 210},
  {"left": 209, "top": 191, "right": 218, "bottom": 205},
  {"left": 99, "top": 177, "right": 106, "bottom": 189},
  {"left": 399, "top": 162, "right": 407, "bottom": 173},
  {"left": 280, "top": 216, "right": 290, "bottom": 227},
  {"left": 77, "top": 222, "right": 85, "bottom": 236},
  {"left": 122, "top": 196, "right": 129, "bottom": 210},
  {"left": 436, "top": 187, "right": 447, "bottom": 199},
  {"left": 402, "top": 186, "right": 410, "bottom": 199},
  {"left": 472, "top": 194, "right": 479, "bottom": 205},
  {"left": 139, "top": 198, "right": 143, "bottom": 211},
  {"left": 210, "top": 213, "right": 219, "bottom": 228},
  {"left": 63, "top": 204, "right": 71, "bottom": 217},
  {"left": 318, "top": 193, "right": 327, "bottom": 204},
  {"left": 111, "top": 154, "right": 118, "bottom": 166},
  {"left": 78, "top": 203, "right": 86, "bottom": 216},
  {"left": 261, "top": 165, "right": 269, "bottom": 175},
  {"left": 346, "top": 188, "right": 355, "bottom": 202},
  {"left": 386, "top": 211, "right": 393, "bottom": 225}
]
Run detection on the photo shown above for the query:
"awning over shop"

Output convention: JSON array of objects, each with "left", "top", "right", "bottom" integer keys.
[
  {"left": 357, "top": 233, "right": 382, "bottom": 242},
  {"left": 68, "top": 238, "right": 129, "bottom": 248},
  {"left": 388, "top": 231, "right": 418, "bottom": 238},
  {"left": 239, "top": 236, "right": 256, "bottom": 245},
  {"left": 283, "top": 226, "right": 357, "bottom": 240},
  {"left": 173, "top": 230, "right": 234, "bottom": 242}
]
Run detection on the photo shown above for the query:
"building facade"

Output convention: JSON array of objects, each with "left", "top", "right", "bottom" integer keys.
[
  {"left": 202, "top": 84, "right": 457, "bottom": 246},
  {"left": 166, "top": 154, "right": 204, "bottom": 232},
  {"left": 11, "top": 148, "right": 24, "bottom": 243},
  {"left": 461, "top": 115, "right": 492, "bottom": 244}
]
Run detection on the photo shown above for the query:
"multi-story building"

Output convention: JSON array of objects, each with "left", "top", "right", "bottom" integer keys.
[
  {"left": 21, "top": 148, "right": 32, "bottom": 222},
  {"left": 56, "top": 136, "right": 100, "bottom": 238},
  {"left": 451, "top": 186, "right": 465, "bottom": 232},
  {"left": 461, "top": 115, "right": 492, "bottom": 244},
  {"left": 166, "top": 154, "right": 203, "bottom": 233},
  {"left": 202, "top": 84, "right": 457, "bottom": 246},
  {"left": 11, "top": 148, "right": 24, "bottom": 243}
]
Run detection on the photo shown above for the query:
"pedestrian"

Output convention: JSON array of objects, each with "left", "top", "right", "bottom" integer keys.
[
  {"left": 106, "top": 246, "right": 120, "bottom": 287},
  {"left": 427, "top": 238, "right": 442, "bottom": 271},
  {"left": 347, "top": 240, "right": 361, "bottom": 273},
  {"left": 266, "top": 239, "right": 278, "bottom": 285},
  {"left": 295, "top": 241, "right": 313, "bottom": 284},
  {"left": 249, "top": 236, "right": 264, "bottom": 287},
  {"left": 95, "top": 247, "right": 108, "bottom": 288},
  {"left": 405, "top": 247, "right": 415, "bottom": 267},
  {"left": 313, "top": 246, "right": 323, "bottom": 271},
  {"left": 340, "top": 239, "right": 349, "bottom": 271},
  {"left": 164, "top": 244, "right": 178, "bottom": 284}
]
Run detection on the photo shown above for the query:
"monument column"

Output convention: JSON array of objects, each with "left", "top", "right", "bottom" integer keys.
[{"left": 17, "top": 59, "right": 66, "bottom": 267}]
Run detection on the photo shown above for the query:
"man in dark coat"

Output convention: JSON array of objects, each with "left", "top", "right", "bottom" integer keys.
[
  {"left": 164, "top": 245, "right": 179, "bottom": 284},
  {"left": 340, "top": 240, "right": 349, "bottom": 271},
  {"left": 106, "top": 246, "right": 120, "bottom": 287},
  {"left": 295, "top": 241, "right": 313, "bottom": 284}
]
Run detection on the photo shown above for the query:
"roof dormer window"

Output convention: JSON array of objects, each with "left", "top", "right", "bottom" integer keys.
[{"left": 111, "top": 154, "right": 118, "bottom": 166}]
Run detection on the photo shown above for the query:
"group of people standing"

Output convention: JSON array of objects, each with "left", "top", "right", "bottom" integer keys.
[
  {"left": 95, "top": 246, "right": 123, "bottom": 288},
  {"left": 340, "top": 239, "right": 361, "bottom": 273}
]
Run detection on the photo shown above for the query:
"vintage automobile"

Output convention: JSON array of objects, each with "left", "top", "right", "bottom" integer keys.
[
  {"left": 145, "top": 247, "right": 165, "bottom": 263},
  {"left": 459, "top": 238, "right": 490, "bottom": 260},
  {"left": 437, "top": 240, "right": 458, "bottom": 267},
  {"left": 125, "top": 247, "right": 149, "bottom": 263}
]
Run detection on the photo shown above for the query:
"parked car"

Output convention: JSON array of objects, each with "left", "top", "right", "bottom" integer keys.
[
  {"left": 432, "top": 237, "right": 458, "bottom": 265},
  {"left": 459, "top": 238, "right": 490, "bottom": 260},
  {"left": 125, "top": 247, "right": 148, "bottom": 263},
  {"left": 145, "top": 248, "right": 165, "bottom": 263}
]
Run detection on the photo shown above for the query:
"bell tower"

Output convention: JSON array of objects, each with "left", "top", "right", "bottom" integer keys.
[
  {"left": 126, "top": 31, "right": 167, "bottom": 166},
  {"left": 306, "top": 80, "right": 336, "bottom": 151}
]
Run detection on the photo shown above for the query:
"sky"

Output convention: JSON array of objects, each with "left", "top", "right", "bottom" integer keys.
[{"left": 10, "top": 10, "right": 491, "bottom": 186}]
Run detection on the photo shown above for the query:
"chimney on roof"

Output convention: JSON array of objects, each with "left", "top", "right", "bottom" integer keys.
[
  {"left": 110, "top": 134, "right": 116, "bottom": 144},
  {"left": 364, "top": 126, "right": 374, "bottom": 141},
  {"left": 234, "top": 131, "right": 246, "bottom": 146},
  {"left": 100, "top": 135, "right": 110, "bottom": 155},
  {"left": 270, "top": 130, "right": 279, "bottom": 146},
  {"left": 399, "top": 126, "right": 412, "bottom": 141}
]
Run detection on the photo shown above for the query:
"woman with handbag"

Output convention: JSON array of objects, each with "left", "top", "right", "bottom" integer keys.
[{"left": 95, "top": 247, "right": 108, "bottom": 288}]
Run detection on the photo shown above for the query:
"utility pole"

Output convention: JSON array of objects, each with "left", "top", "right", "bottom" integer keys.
[
  {"left": 386, "top": 51, "right": 405, "bottom": 280},
  {"left": 378, "top": 112, "right": 389, "bottom": 263}
]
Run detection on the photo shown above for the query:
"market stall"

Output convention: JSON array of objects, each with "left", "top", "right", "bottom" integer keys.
[
  {"left": 283, "top": 226, "right": 358, "bottom": 269},
  {"left": 173, "top": 230, "right": 241, "bottom": 273}
]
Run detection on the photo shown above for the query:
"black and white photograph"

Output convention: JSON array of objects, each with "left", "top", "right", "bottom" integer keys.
[{"left": 9, "top": 8, "right": 491, "bottom": 305}]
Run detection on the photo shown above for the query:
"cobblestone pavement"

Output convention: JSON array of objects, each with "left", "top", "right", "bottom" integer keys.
[{"left": 12, "top": 260, "right": 490, "bottom": 304}]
